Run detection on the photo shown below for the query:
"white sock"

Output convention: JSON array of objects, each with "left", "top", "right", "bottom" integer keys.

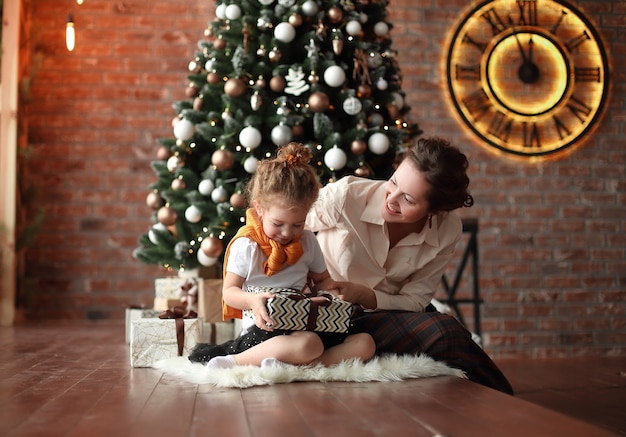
[
  {"left": 261, "top": 357, "right": 285, "bottom": 368},
  {"left": 206, "top": 355, "right": 236, "bottom": 369}
]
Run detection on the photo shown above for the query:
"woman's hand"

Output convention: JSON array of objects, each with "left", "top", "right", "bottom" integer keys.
[
  {"left": 335, "top": 282, "right": 377, "bottom": 309},
  {"left": 247, "top": 291, "right": 276, "bottom": 331}
]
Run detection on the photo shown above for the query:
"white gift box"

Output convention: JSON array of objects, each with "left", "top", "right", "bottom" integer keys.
[
  {"left": 130, "top": 317, "right": 202, "bottom": 367},
  {"left": 124, "top": 307, "right": 161, "bottom": 343}
]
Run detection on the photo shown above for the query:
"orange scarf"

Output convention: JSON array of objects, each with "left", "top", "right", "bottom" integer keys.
[{"left": 222, "top": 208, "right": 304, "bottom": 320}]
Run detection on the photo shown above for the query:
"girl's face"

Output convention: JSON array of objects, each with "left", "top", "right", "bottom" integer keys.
[
  {"left": 382, "top": 160, "right": 431, "bottom": 224},
  {"left": 254, "top": 201, "right": 307, "bottom": 245}
]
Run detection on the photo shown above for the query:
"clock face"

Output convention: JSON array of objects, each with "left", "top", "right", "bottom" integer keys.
[{"left": 446, "top": 0, "right": 609, "bottom": 157}]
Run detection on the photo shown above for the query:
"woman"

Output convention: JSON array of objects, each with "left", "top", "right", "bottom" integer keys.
[{"left": 306, "top": 136, "right": 514, "bottom": 394}]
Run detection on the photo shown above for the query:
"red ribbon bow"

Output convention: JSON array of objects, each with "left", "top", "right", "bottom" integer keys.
[{"left": 159, "top": 306, "right": 198, "bottom": 357}]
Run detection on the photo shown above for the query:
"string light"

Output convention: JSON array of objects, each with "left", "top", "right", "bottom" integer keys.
[
  {"left": 76, "top": 0, "right": 84, "bottom": 4},
  {"left": 65, "top": 14, "right": 75, "bottom": 52}
]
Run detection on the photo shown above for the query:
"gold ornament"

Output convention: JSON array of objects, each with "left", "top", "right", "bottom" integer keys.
[
  {"left": 292, "top": 123, "right": 305, "bottom": 138},
  {"left": 146, "top": 192, "right": 163, "bottom": 210},
  {"left": 193, "top": 96, "right": 203, "bottom": 111},
  {"left": 355, "top": 165, "right": 370, "bottom": 177},
  {"left": 229, "top": 192, "right": 247, "bottom": 209},
  {"left": 269, "top": 76, "right": 286, "bottom": 92},
  {"left": 200, "top": 236, "right": 224, "bottom": 258},
  {"left": 351, "top": 139, "right": 367, "bottom": 155},
  {"left": 327, "top": 6, "right": 343, "bottom": 23},
  {"left": 212, "top": 149, "right": 235, "bottom": 171},
  {"left": 171, "top": 178, "right": 186, "bottom": 190},
  {"left": 213, "top": 36, "right": 226, "bottom": 50},
  {"left": 157, "top": 206, "right": 178, "bottom": 226},
  {"left": 308, "top": 91, "right": 330, "bottom": 112},
  {"left": 224, "top": 78, "right": 247, "bottom": 97},
  {"left": 185, "top": 83, "right": 199, "bottom": 98},
  {"left": 288, "top": 13, "right": 302, "bottom": 27},
  {"left": 156, "top": 145, "right": 170, "bottom": 160},
  {"left": 207, "top": 72, "right": 221, "bottom": 84}
]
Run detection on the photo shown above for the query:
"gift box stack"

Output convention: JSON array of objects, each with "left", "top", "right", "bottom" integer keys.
[{"left": 128, "top": 276, "right": 237, "bottom": 367}]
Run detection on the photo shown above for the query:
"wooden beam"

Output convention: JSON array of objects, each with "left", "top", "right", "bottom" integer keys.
[{"left": 0, "top": 0, "right": 20, "bottom": 326}]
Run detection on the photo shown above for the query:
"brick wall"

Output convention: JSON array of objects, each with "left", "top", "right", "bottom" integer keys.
[{"left": 20, "top": 0, "right": 625, "bottom": 358}]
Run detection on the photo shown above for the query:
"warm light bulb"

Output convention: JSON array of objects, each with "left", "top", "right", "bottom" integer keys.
[
  {"left": 66, "top": 14, "right": 75, "bottom": 52},
  {"left": 76, "top": 0, "right": 84, "bottom": 4}
]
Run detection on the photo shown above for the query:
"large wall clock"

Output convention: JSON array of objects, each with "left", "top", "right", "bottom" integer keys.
[{"left": 445, "top": 0, "right": 609, "bottom": 157}]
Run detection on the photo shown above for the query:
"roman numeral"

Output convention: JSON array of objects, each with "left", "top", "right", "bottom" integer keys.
[
  {"left": 523, "top": 121, "right": 541, "bottom": 148},
  {"left": 462, "top": 33, "right": 488, "bottom": 53},
  {"left": 455, "top": 64, "right": 481, "bottom": 81},
  {"left": 567, "top": 95, "right": 592, "bottom": 123},
  {"left": 517, "top": 0, "right": 538, "bottom": 26},
  {"left": 487, "top": 111, "right": 513, "bottom": 143},
  {"left": 575, "top": 67, "right": 601, "bottom": 83},
  {"left": 565, "top": 30, "right": 591, "bottom": 53},
  {"left": 462, "top": 89, "right": 492, "bottom": 121},
  {"left": 552, "top": 115, "right": 571, "bottom": 140},
  {"left": 481, "top": 7, "right": 509, "bottom": 36}
]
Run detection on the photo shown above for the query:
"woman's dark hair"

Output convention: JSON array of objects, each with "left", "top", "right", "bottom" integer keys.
[{"left": 403, "top": 137, "right": 474, "bottom": 212}]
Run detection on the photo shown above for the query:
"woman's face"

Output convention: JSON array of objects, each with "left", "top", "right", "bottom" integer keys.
[{"left": 381, "top": 160, "right": 431, "bottom": 224}]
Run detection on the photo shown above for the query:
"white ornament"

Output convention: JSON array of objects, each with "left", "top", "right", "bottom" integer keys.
[
  {"left": 271, "top": 124, "right": 292, "bottom": 146},
  {"left": 184, "top": 205, "right": 202, "bottom": 223},
  {"left": 346, "top": 20, "right": 362, "bottom": 36},
  {"left": 374, "top": 22, "right": 389, "bottom": 37},
  {"left": 343, "top": 97, "right": 362, "bottom": 115},
  {"left": 301, "top": 0, "right": 319, "bottom": 16},
  {"left": 360, "top": 13, "right": 368, "bottom": 24},
  {"left": 376, "top": 77, "right": 388, "bottom": 90},
  {"left": 324, "top": 147, "right": 347, "bottom": 170},
  {"left": 148, "top": 223, "right": 168, "bottom": 245},
  {"left": 284, "top": 67, "right": 310, "bottom": 96},
  {"left": 274, "top": 22, "right": 296, "bottom": 43},
  {"left": 259, "top": 0, "right": 275, "bottom": 5},
  {"left": 211, "top": 186, "right": 228, "bottom": 203},
  {"left": 392, "top": 92, "right": 404, "bottom": 108},
  {"left": 225, "top": 4, "right": 242, "bottom": 20},
  {"left": 173, "top": 119, "right": 195, "bottom": 140},
  {"left": 198, "top": 179, "right": 215, "bottom": 196},
  {"left": 323, "top": 65, "right": 346, "bottom": 87},
  {"left": 167, "top": 155, "right": 182, "bottom": 172},
  {"left": 368, "top": 132, "right": 390, "bottom": 155},
  {"left": 197, "top": 249, "right": 218, "bottom": 267},
  {"left": 278, "top": 0, "right": 295, "bottom": 6},
  {"left": 204, "top": 58, "right": 215, "bottom": 71},
  {"left": 215, "top": 3, "right": 226, "bottom": 20},
  {"left": 243, "top": 156, "right": 259, "bottom": 173},
  {"left": 239, "top": 126, "right": 262, "bottom": 149}
]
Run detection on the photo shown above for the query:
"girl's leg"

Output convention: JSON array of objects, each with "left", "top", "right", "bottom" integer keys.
[
  {"left": 230, "top": 331, "right": 324, "bottom": 366},
  {"left": 313, "top": 332, "right": 376, "bottom": 366}
]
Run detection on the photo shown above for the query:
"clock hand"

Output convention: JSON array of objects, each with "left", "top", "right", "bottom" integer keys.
[{"left": 508, "top": 18, "right": 528, "bottom": 63}]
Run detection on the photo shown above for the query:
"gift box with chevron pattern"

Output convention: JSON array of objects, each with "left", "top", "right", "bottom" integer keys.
[{"left": 247, "top": 286, "right": 353, "bottom": 333}]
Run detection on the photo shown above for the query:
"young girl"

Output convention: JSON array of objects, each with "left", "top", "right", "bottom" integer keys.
[{"left": 189, "top": 142, "right": 375, "bottom": 369}]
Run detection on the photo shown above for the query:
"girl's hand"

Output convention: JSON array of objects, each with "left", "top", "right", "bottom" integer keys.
[{"left": 248, "top": 291, "right": 276, "bottom": 331}]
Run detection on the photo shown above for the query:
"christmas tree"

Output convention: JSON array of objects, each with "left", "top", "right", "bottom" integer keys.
[{"left": 133, "top": 0, "right": 420, "bottom": 274}]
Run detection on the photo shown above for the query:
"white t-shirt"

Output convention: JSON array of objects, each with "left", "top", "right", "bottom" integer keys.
[{"left": 225, "top": 230, "right": 328, "bottom": 332}]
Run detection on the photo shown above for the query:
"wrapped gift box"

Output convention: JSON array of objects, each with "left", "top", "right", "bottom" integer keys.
[
  {"left": 125, "top": 307, "right": 161, "bottom": 343},
  {"left": 154, "top": 277, "right": 183, "bottom": 310},
  {"left": 197, "top": 278, "right": 223, "bottom": 323},
  {"left": 248, "top": 286, "right": 353, "bottom": 333},
  {"left": 130, "top": 317, "right": 202, "bottom": 367}
]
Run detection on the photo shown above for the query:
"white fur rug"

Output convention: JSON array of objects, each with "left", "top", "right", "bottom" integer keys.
[{"left": 153, "top": 354, "right": 465, "bottom": 388}]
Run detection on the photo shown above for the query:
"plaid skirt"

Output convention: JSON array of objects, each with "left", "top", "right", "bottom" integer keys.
[{"left": 350, "top": 307, "right": 514, "bottom": 395}]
